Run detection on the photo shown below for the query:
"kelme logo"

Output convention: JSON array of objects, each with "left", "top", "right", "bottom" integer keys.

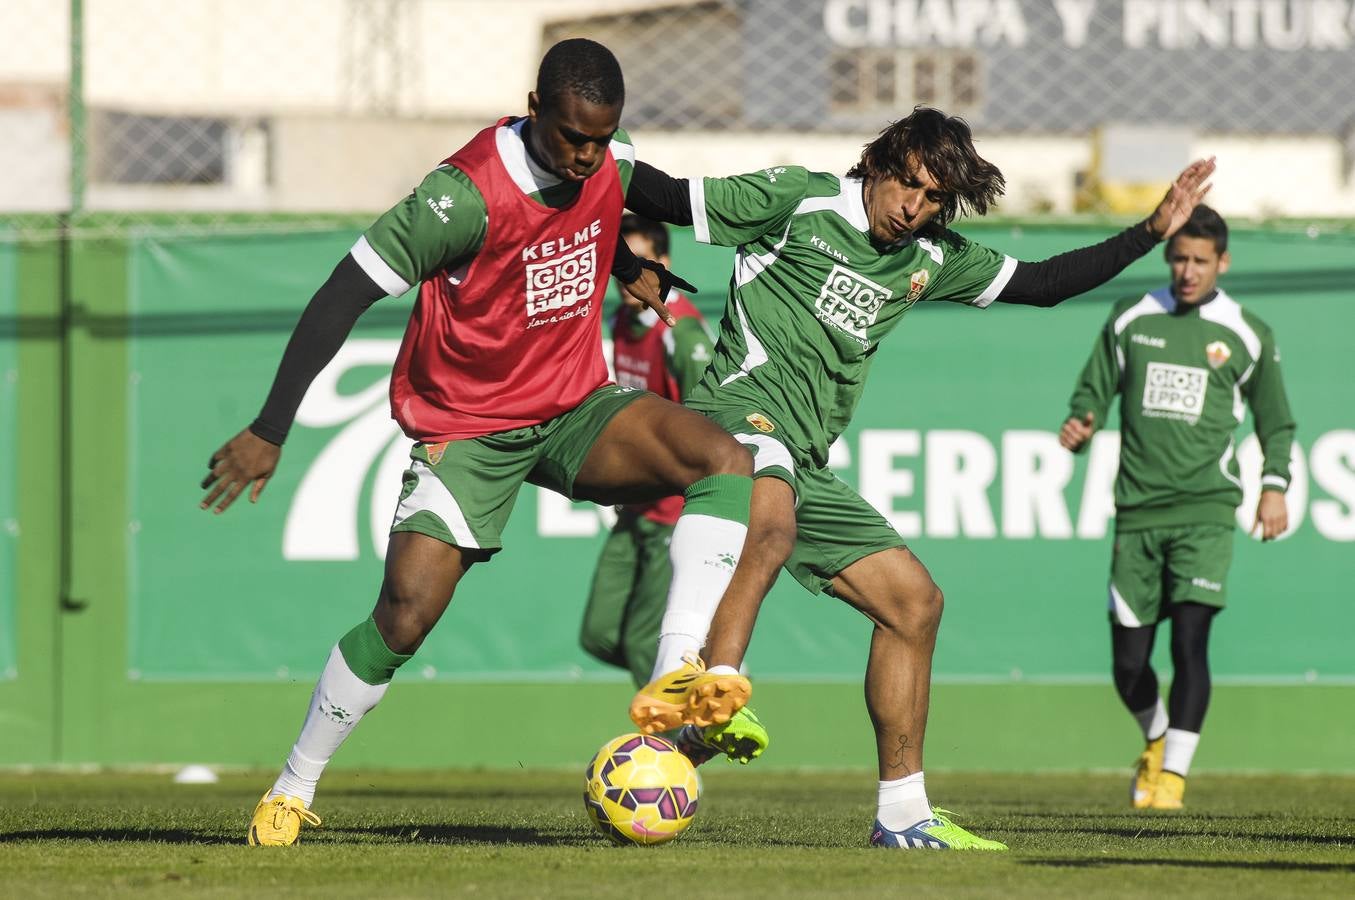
[
  {"left": 746, "top": 413, "right": 775, "bottom": 433},
  {"left": 323, "top": 701, "right": 354, "bottom": 723},
  {"left": 706, "top": 551, "right": 738, "bottom": 572}
]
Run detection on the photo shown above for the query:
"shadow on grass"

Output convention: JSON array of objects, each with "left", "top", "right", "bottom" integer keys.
[
  {"left": 0, "top": 828, "right": 235, "bottom": 845},
  {"left": 1026, "top": 858, "right": 1355, "bottom": 874},
  {"left": 327, "top": 823, "right": 585, "bottom": 846},
  {"left": 0, "top": 823, "right": 583, "bottom": 847},
  {"left": 1000, "top": 820, "right": 1353, "bottom": 848},
  {"left": 322, "top": 787, "right": 556, "bottom": 801}
]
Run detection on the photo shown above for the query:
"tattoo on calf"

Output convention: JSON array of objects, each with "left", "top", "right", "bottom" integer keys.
[{"left": 891, "top": 733, "right": 915, "bottom": 774}]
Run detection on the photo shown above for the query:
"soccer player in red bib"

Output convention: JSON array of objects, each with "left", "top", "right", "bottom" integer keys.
[{"left": 199, "top": 40, "right": 755, "bottom": 846}]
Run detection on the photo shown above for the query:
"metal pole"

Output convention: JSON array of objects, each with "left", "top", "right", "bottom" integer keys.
[
  {"left": 60, "top": 0, "right": 87, "bottom": 624},
  {"left": 69, "top": 0, "right": 85, "bottom": 215}
]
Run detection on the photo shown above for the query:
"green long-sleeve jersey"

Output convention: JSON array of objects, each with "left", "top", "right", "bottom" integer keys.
[{"left": 1068, "top": 287, "right": 1296, "bottom": 530}]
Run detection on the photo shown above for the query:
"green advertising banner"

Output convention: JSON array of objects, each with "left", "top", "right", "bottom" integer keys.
[
  {"left": 126, "top": 224, "right": 1355, "bottom": 686},
  {"left": 0, "top": 239, "right": 15, "bottom": 680}
]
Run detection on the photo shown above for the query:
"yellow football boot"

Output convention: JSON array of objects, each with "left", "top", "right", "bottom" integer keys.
[
  {"left": 247, "top": 791, "right": 322, "bottom": 846},
  {"left": 1151, "top": 771, "right": 1186, "bottom": 810},
  {"left": 629, "top": 656, "right": 751, "bottom": 734},
  {"left": 1131, "top": 735, "right": 1165, "bottom": 809}
]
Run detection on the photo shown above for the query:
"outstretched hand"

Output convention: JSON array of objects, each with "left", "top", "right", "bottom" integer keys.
[
  {"left": 200, "top": 428, "right": 281, "bottom": 514},
  {"left": 620, "top": 260, "right": 697, "bottom": 327},
  {"left": 1145, "top": 157, "right": 1216, "bottom": 241}
]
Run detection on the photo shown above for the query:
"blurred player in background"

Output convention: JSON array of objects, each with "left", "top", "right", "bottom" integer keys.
[
  {"left": 621, "top": 107, "right": 1215, "bottom": 849},
  {"left": 1059, "top": 205, "right": 1295, "bottom": 810},
  {"left": 578, "top": 216, "right": 767, "bottom": 765},
  {"left": 199, "top": 39, "right": 758, "bottom": 846},
  {"left": 580, "top": 215, "right": 713, "bottom": 687}
]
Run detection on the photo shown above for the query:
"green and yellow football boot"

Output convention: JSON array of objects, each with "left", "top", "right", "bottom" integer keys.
[
  {"left": 674, "top": 706, "right": 770, "bottom": 765},
  {"left": 870, "top": 809, "right": 1008, "bottom": 850}
]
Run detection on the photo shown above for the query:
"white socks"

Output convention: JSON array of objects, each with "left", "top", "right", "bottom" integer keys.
[
  {"left": 1130, "top": 702, "right": 1199, "bottom": 775},
  {"left": 649, "top": 512, "right": 747, "bottom": 679},
  {"left": 269, "top": 645, "right": 391, "bottom": 806},
  {"left": 877, "top": 772, "right": 931, "bottom": 831},
  {"left": 1163, "top": 728, "right": 1201, "bottom": 776},
  {"left": 1133, "top": 698, "right": 1169, "bottom": 742}
]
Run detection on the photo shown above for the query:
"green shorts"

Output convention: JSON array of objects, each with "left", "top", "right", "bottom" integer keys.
[
  {"left": 697, "top": 404, "right": 905, "bottom": 595},
  {"left": 390, "top": 385, "right": 646, "bottom": 553},
  {"left": 1109, "top": 523, "right": 1235, "bottom": 626},
  {"left": 579, "top": 511, "right": 673, "bottom": 687}
]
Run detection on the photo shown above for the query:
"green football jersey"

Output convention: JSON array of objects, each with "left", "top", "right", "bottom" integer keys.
[
  {"left": 1068, "top": 287, "right": 1296, "bottom": 530},
  {"left": 351, "top": 120, "right": 635, "bottom": 294},
  {"left": 684, "top": 166, "right": 1013, "bottom": 466}
]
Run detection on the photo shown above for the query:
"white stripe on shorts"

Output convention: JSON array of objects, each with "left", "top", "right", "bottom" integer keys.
[
  {"left": 734, "top": 433, "right": 795, "bottom": 477},
  {"left": 1108, "top": 581, "right": 1142, "bottom": 627},
  {"left": 390, "top": 459, "right": 480, "bottom": 549}
]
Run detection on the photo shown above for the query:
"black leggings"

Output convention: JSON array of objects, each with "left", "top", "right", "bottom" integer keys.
[{"left": 1110, "top": 602, "right": 1218, "bottom": 734}]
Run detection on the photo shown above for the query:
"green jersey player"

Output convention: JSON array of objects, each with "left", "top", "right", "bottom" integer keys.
[
  {"left": 1059, "top": 205, "right": 1295, "bottom": 811},
  {"left": 622, "top": 107, "right": 1216, "bottom": 849}
]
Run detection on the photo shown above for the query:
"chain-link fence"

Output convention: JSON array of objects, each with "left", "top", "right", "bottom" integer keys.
[{"left": 4, "top": 0, "right": 1355, "bottom": 238}]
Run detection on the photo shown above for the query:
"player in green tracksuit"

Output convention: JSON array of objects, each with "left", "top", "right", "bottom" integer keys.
[
  {"left": 1060, "top": 205, "right": 1295, "bottom": 811},
  {"left": 621, "top": 107, "right": 1217, "bottom": 849}
]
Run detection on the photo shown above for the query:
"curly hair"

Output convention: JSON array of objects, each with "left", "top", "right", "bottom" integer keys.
[
  {"left": 847, "top": 107, "right": 1005, "bottom": 228},
  {"left": 536, "top": 38, "right": 625, "bottom": 110}
]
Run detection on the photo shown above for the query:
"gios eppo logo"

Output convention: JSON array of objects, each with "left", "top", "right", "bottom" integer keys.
[
  {"left": 1142, "top": 362, "right": 1208, "bottom": 424},
  {"left": 815, "top": 263, "right": 892, "bottom": 343},
  {"left": 525, "top": 243, "right": 597, "bottom": 319}
]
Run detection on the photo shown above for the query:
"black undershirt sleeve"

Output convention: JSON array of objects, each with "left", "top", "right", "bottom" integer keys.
[
  {"left": 995, "top": 221, "right": 1159, "bottom": 307},
  {"left": 248, "top": 254, "right": 386, "bottom": 446},
  {"left": 611, "top": 235, "right": 643, "bottom": 284},
  {"left": 625, "top": 161, "right": 694, "bottom": 225}
]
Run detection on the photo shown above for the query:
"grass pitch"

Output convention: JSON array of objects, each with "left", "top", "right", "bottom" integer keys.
[{"left": 1, "top": 770, "right": 1352, "bottom": 898}]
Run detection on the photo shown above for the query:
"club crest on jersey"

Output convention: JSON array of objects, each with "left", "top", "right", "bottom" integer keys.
[
  {"left": 746, "top": 413, "right": 775, "bottom": 433},
  {"left": 425, "top": 442, "right": 448, "bottom": 465},
  {"left": 906, "top": 269, "right": 930, "bottom": 302},
  {"left": 1205, "top": 340, "right": 1232, "bottom": 369},
  {"left": 815, "top": 264, "right": 893, "bottom": 343}
]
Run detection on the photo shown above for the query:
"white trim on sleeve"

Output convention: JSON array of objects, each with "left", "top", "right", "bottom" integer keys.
[
  {"left": 611, "top": 136, "right": 636, "bottom": 169},
  {"left": 690, "top": 178, "right": 710, "bottom": 244},
  {"left": 350, "top": 235, "right": 412, "bottom": 297},
  {"left": 971, "top": 254, "right": 1018, "bottom": 308}
]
